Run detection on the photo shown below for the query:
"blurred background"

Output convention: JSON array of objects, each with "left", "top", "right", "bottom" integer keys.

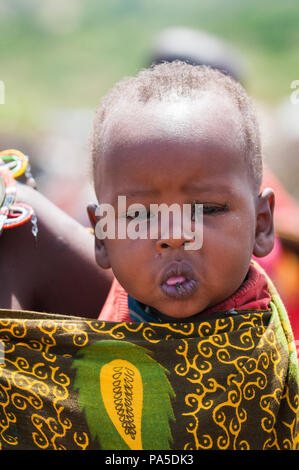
[
  {"left": 1, "top": 0, "right": 299, "bottom": 346},
  {"left": 0, "top": 0, "right": 299, "bottom": 222}
]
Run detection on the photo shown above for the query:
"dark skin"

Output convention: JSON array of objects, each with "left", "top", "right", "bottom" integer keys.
[
  {"left": 0, "top": 182, "right": 112, "bottom": 317},
  {"left": 89, "top": 92, "right": 275, "bottom": 320}
]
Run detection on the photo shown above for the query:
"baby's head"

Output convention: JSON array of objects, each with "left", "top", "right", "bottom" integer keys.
[{"left": 89, "top": 61, "right": 274, "bottom": 320}]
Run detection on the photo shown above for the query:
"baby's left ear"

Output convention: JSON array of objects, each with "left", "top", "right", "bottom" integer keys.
[{"left": 253, "top": 188, "right": 275, "bottom": 258}]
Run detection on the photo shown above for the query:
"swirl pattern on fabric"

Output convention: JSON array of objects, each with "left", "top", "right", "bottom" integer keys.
[{"left": 0, "top": 300, "right": 298, "bottom": 449}]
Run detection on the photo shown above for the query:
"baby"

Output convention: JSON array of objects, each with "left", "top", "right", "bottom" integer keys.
[
  {"left": 1, "top": 61, "right": 297, "bottom": 451},
  {"left": 88, "top": 61, "right": 275, "bottom": 323}
]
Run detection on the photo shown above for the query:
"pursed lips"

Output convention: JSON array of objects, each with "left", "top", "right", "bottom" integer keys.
[{"left": 160, "top": 262, "right": 198, "bottom": 299}]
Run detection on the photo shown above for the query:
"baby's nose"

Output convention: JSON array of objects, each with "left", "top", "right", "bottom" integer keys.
[{"left": 155, "top": 234, "right": 194, "bottom": 252}]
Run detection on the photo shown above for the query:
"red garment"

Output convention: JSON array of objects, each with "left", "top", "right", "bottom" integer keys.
[{"left": 98, "top": 263, "right": 272, "bottom": 322}]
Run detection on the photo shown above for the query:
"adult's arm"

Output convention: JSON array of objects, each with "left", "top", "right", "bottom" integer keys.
[{"left": 0, "top": 183, "right": 112, "bottom": 318}]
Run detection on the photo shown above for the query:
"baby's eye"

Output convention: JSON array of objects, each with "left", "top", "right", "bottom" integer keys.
[
  {"left": 126, "top": 209, "right": 154, "bottom": 220},
  {"left": 202, "top": 204, "right": 228, "bottom": 215},
  {"left": 191, "top": 203, "right": 228, "bottom": 220}
]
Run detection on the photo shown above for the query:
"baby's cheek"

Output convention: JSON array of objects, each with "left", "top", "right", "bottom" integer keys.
[
  {"left": 107, "top": 239, "right": 149, "bottom": 283},
  {"left": 202, "top": 223, "right": 251, "bottom": 276}
]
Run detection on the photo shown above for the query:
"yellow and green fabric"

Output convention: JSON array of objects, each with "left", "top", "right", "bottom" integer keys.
[{"left": 0, "top": 264, "right": 298, "bottom": 450}]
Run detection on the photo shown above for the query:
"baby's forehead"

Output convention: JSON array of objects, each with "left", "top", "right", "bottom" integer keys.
[
  {"left": 92, "top": 92, "right": 254, "bottom": 204},
  {"left": 101, "top": 92, "right": 246, "bottom": 164}
]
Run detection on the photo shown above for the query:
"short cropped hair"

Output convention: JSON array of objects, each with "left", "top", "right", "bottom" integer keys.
[{"left": 91, "top": 61, "right": 262, "bottom": 190}]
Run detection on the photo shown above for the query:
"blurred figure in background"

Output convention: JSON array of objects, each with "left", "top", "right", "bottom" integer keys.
[
  {"left": 147, "top": 27, "right": 299, "bottom": 355},
  {"left": 258, "top": 169, "right": 299, "bottom": 348},
  {"left": 148, "top": 27, "right": 246, "bottom": 83}
]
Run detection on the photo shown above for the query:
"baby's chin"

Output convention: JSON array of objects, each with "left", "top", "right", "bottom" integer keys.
[
  {"left": 147, "top": 300, "right": 207, "bottom": 322},
  {"left": 128, "top": 285, "right": 211, "bottom": 321}
]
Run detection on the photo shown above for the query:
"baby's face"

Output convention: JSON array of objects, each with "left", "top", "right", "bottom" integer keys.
[{"left": 93, "top": 92, "right": 271, "bottom": 319}]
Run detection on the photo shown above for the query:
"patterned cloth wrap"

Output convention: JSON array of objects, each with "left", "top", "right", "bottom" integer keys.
[{"left": 0, "top": 263, "right": 298, "bottom": 450}]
